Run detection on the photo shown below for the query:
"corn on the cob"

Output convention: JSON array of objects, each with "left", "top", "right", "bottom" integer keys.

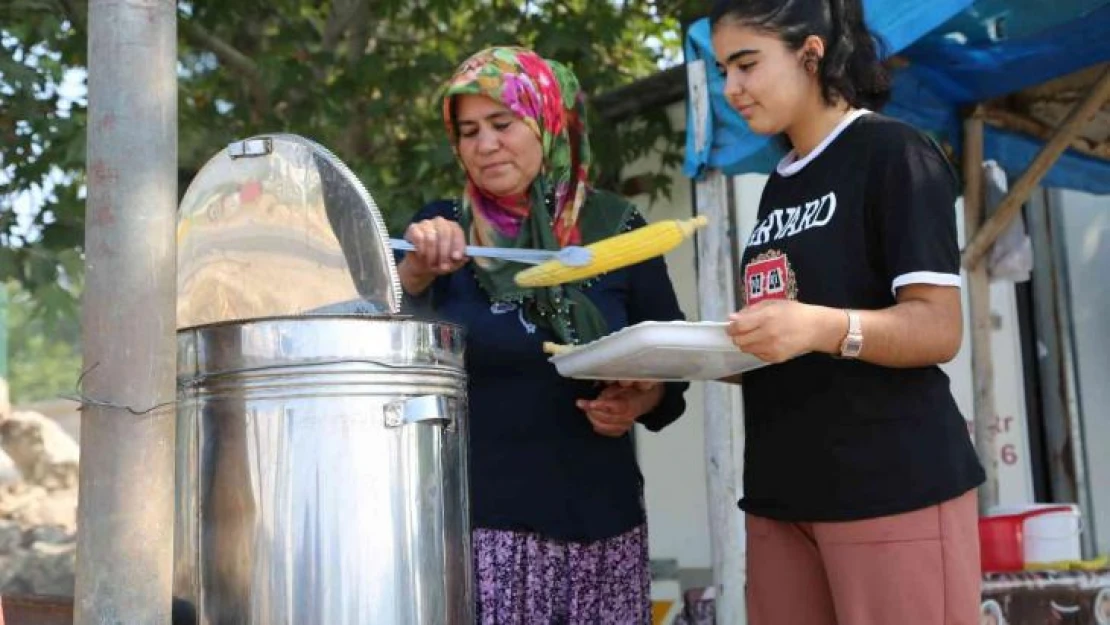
[
  {"left": 543, "top": 341, "right": 576, "bottom": 355},
  {"left": 514, "top": 216, "right": 709, "bottom": 288}
]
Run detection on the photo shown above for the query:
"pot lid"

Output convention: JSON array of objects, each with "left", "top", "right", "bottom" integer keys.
[{"left": 176, "top": 134, "right": 402, "bottom": 329}]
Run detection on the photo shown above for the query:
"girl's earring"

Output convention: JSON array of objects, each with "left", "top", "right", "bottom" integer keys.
[{"left": 804, "top": 51, "right": 820, "bottom": 75}]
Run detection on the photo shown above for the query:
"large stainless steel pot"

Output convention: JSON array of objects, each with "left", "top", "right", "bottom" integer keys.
[
  {"left": 173, "top": 135, "right": 472, "bottom": 624},
  {"left": 173, "top": 317, "right": 471, "bottom": 625}
]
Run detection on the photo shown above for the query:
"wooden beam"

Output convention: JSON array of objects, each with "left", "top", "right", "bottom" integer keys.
[
  {"left": 963, "top": 110, "right": 1000, "bottom": 514},
  {"left": 593, "top": 65, "right": 687, "bottom": 123},
  {"left": 983, "top": 108, "right": 1110, "bottom": 161},
  {"left": 687, "top": 57, "right": 747, "bottom": 625},
  {"left": 962, "top": 65, "right": 1110, "bottom": 269},
  {"left": 1018, "top": 64, "right": 1110, "bottom": 101}
]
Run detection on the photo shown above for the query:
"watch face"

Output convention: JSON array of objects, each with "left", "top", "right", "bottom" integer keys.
[{"left": 842, "top": 335, "right": 863, "bottom": 357}]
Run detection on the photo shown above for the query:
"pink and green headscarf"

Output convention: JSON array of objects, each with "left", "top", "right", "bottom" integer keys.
[
  {"left": 443, "top": 46, "right": 591, "bottom": 249},
  {"left": 441, "top": 46, "right": 632, "bottom": 344}
]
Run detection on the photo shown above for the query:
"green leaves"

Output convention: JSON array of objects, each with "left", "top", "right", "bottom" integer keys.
[
  {"left": 3, "top": 0, "right": 687, "bottom": 317},
  {"left": 2, "top": 281, "right": 82, "bottom": 404},
  {"left": 2, "top": 3, "right": 86, "bottom": 315}
]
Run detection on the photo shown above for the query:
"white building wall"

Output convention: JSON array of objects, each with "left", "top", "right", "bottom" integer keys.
[{"left": 623, "top": 103, "right": 712, "bottom": 576}]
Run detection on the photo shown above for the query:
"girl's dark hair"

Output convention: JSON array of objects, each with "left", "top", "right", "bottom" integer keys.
[{"left": 710, "top": 0, "right": 891, "bottom": 111}]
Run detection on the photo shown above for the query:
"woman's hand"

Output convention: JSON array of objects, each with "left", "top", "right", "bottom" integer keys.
[
  {"left": 398, "top": 217, "right": 469, "bottom": 295},
  {"left": 577, "top": 381, "right": 665, "bottom": 438},
  {"left": 726, "top": 300, "right": 845, "bottom": 364}
]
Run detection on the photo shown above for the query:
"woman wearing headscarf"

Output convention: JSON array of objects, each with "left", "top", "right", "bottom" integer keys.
[{"left": 397, "top": 46, "right": 688, "bottom": 624}]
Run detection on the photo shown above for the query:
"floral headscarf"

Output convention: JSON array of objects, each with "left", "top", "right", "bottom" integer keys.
[
  {"left": 442, "top": 46, "right": 631, "bottom": 344},
  {"left": 444, "top": 46, "right": 589, "bottom": 248}
]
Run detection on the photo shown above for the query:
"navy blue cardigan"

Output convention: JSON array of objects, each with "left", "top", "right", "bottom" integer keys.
[{"left": 400, "top": 198, "right": 689, "bottom": 542}]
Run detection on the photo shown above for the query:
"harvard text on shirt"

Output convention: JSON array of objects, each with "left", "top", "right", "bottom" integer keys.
[{"left": 747, "top": 192, "right": 837, "bottom": 247}]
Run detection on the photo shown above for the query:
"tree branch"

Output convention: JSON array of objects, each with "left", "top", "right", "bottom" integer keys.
[
  {"left": 180, "top": 18, "right": 271, "bottom": 118},
  {"left": 322, "top": 0, "right": 367, "bottom": 54},
  {"left": 346, "top": 0, "right": 373, "bottom": 68}
]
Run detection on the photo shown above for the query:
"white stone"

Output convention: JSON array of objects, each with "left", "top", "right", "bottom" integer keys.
[{"left": 0, "top": 410, "right": 80, "bottom": 491}]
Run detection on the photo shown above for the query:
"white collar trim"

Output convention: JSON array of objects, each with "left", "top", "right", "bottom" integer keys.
[{"left": 776, "top": 109, "right": 872, "bottom": 177}]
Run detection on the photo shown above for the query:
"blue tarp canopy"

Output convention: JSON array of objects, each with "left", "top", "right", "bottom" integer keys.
[{"left": 683, "top": 0, "right": 1110, "bottom": 194}]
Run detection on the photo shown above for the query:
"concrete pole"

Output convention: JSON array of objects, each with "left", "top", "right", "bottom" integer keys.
[
  {"left": 687, "top": 58, "right": 748, "bottom": 625},
  {"left": 75, "top": 1, "right": 177, "bottom": 622}
]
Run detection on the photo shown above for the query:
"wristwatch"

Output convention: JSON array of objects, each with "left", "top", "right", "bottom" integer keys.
[{"left": 839, "top": 309, "right": 863, "bottom": 358}]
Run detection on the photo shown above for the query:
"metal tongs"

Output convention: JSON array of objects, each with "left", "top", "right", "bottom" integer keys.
[{"left": 390, "top": 238, "right": 593, "bottom": 267}]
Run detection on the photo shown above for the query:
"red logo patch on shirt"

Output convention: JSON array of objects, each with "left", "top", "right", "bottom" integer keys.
[{"left": 743, "top": 250, "right": 798, "bottom": 306}]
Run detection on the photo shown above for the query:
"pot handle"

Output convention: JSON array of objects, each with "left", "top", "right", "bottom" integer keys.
[{"left": 384, "top": 395, "right": 456, "bottom": 429}]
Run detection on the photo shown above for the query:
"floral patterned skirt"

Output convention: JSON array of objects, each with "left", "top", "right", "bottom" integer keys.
[{"left": 472, "top": 524, "right": 651, "bottom": 625}]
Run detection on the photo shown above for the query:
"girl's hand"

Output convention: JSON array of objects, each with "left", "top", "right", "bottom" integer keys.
[{"left": 727, "top": 300, "right": 843, "bottom": 363}]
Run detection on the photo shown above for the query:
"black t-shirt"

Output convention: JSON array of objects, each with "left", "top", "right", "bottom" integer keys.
[{"left": 738, "top": 112, "right": 985, "bottom": 522}]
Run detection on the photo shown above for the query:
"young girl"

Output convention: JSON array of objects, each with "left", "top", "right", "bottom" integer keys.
[{"left": 710, "top": 1, "right": 985, "bottom": 623}]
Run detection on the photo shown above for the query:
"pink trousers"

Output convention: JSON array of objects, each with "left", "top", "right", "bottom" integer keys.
[{"left": 746, "top": 489, "right": 981, "bottom": 625}]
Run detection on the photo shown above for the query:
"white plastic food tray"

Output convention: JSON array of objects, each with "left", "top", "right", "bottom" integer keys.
[{"left": 549, "top": 320, "right": 768, "bottom": 381}]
